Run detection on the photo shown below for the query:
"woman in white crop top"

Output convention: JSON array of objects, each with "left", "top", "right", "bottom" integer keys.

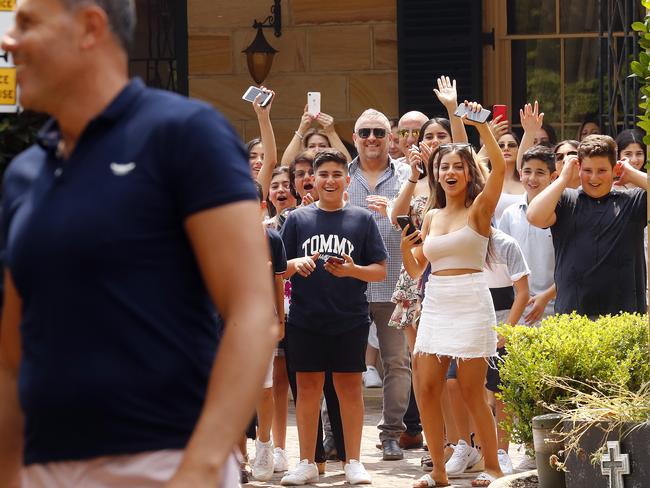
[{"left": 400, "top": 103, "right": 506, "bottom": 488}]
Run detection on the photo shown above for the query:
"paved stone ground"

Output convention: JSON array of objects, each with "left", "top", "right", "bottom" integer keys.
[{"left": 244, "top": 388, "right": 531, "bottom": 488}]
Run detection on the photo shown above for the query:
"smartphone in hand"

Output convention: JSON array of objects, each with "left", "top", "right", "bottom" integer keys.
[
  {"left": 307, "top": 92, "right": 321, "bottom": 116},
  {"left": 325, "top": 255, "right": 345, "bottom": 265},
  {"left": 242, "top": 86, "right": 273, "bottom": 107},
  {"left": 397, "top": 215, "right": 422, "bottom": 244},
  {"left": 492, "top": 104, "right": 507, "bottom": 123},
  {"left": 454, "top": 103, "right": 491, "bottom": 124}
]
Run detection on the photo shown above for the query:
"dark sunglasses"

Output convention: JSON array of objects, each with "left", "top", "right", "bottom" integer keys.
[
  {"left": 397, "top": 128, "right": 420, "bottom": 138},
  {"left": 498, "top": 142, "right": 518, "bottom": 149},
  {"left": 357, "top": 128, "right": 387, "bottom": 139},
  {"left": 554, "top": 150, "right": 578, "bottom": 162}
]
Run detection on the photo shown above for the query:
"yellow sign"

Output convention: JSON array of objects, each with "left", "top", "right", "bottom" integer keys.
[
  {"left": 0, "top": 0, "right": 15, "bottom": 11},
  {"left": 0, "top": 67, "right": 16, "bottom": 104}
]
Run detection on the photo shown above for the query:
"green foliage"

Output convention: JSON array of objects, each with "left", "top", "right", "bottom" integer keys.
[
  {"left": 630, "top": 5, "right": 650, "bottom": 166},
  {"left": 496, "top": 313, "right": 650, "bottom": 449}
]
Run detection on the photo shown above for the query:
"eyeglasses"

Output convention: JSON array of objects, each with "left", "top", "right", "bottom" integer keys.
[
  {"left": 397, "top": 128, "right": 420, "bottom": 138},
  {"left": 498, "top": 142, "right": 518, "bottom": 149},
  {"left": 554, "top": 150, "right": 578, "bottom": 162},
  {"left": 356, "top": 128, "right": 387, "bottom": 139}
]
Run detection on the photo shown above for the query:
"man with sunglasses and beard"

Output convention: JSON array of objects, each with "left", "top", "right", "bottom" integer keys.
[{"left": 347, "top": 109, "right": 412, "bottom": 461}]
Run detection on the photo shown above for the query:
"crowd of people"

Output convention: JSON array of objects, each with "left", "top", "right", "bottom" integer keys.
[{"left": 0, "top": 0, "right": 646, "bottom": 488}]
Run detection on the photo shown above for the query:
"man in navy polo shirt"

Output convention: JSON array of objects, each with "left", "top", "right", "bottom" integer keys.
[{"left": 0, "top": 0, "right": 276, "bottom": 486}]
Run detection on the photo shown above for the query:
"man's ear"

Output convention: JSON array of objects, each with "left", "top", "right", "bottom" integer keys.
[
  {"left": 550, "top": 170, "right": 559, "bottom": 181},
  {"left": 77, "top": 4, "right": 111, "bottom": 50}
]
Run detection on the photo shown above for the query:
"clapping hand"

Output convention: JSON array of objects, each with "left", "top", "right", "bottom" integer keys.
[{"left": 294, "top": 253, "right": 320, "bottom": 277}]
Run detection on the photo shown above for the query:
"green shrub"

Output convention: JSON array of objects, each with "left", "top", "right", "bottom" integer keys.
[{"left": 496, "top": 313, "right": 649, "bottom": 450}]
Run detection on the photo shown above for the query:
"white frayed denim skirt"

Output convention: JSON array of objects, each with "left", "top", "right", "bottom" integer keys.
[{"left": 415, "top": 272, "right": 497, "bottom": 358}]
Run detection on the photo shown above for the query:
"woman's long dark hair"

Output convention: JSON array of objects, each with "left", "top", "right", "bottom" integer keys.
[
  {"left": 425, "top": 144, "right": 484, "bottom": 212},
  {"left": 266, "top": 167, "right": 297, "bottom": 217}
]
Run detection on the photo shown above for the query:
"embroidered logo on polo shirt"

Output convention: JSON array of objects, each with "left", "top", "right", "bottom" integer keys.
[{"left": 110, "top": 162, "right": 136, "bottom": 176}]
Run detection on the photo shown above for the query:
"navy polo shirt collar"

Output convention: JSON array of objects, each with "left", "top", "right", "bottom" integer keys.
[{"left": 36, "top": 78, "right": 146, "bottom": 157}]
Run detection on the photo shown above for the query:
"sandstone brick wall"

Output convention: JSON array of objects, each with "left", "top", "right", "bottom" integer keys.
[{"left": 187, "top": 0, "right": 398, "bottom": 152}]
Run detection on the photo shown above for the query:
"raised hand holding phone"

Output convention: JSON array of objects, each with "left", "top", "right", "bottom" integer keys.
[
  {"left": 397, "top": 215, "right": 422, "bottom": 245},
  {"left": 456, "top": 101, "right": 490, "bottom": 125},
  {"left": 242, "top": 86, "right": 273, "bottom": 107},
  {"left": 307, "top": 92, "right": 321, "bottom": 116}
]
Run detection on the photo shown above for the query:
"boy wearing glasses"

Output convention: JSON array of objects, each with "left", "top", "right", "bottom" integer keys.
[
  {"left": 499, "top": 145, "right": 558, "bottom": 325},
  {"left": 527, "top": 135, "right": 647, "bottom": 317},
  {"left": 280, "top": 150, "right": 387, "bottom": 485}
]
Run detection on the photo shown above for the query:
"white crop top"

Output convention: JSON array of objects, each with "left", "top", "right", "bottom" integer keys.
[{"left": 423, "top": 225, "right": 488, "bottom": 273}]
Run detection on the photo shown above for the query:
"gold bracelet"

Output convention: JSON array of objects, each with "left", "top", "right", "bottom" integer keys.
[{"left": 294, "top": 131, "right": 304, "bottom": 140}]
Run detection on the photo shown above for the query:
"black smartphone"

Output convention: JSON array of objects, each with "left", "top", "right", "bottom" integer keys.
[
  {"left": 396, "top": 215, "right": 422, "bottom": 244},
  {"left": 454, "top": 103, "right": 491, "bottom": 124},
  {"left": 325, "top": 256, "right": 345, "bottom": 265}
]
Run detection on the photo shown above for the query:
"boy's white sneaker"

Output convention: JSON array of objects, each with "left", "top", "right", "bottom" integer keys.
[
  {"left": 498, "top": 449, "right": 514, "bottom": 474},
  {"left": 280, "top": 459, "right": 319, "bottom": 486},
  {"left": 344, "top": 459, "right": 372, "bottom": 484},
  {"left": 252, "top": 439, "right": 275, "bottom": 481},
  {"left": 273, "top": 447, "right": 289, "bottom": 472},
  {"left": 445, "top": 439, "right": 481, "bottom": 477},
  {"left": 362, "top": 366, "right": 383, "bottom": 388}
]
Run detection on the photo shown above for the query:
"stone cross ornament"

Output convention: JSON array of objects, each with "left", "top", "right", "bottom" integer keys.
[{"left": 600, "top": 441, "right": 630, "bottom": 488}]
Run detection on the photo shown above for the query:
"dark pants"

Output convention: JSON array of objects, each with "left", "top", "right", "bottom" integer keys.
[{"left": 403, "top": 377, "right": 423, "bottom": 435}]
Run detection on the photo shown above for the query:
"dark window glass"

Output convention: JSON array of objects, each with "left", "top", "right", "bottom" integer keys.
[
  {"left": 560, "top": 0, "right": 599, "bottom": 33},
  {"left": 511, "top": 39, "right": 561, "bottom": 125},
  {"left": 564, "top": 38, "right": 599, "bottom": 127},
  {"left": 507, "top": 0, "right": 555, "bottom": 35}
]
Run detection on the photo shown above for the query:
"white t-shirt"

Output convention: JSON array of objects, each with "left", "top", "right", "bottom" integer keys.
[{"left": 485, "top": 228, "right": 530, "bottom": 289}]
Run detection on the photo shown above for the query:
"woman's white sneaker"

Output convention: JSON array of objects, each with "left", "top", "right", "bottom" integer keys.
[
  {"left": 252, "top": 439, "right": 274, "bottom": 481},
  {"left": 280, "top": 459, "right": 319, "bottom": 486},
  {"left": 344, "top": 460, "right": 372, "bottom": 484},
  {"left": 273, "top": 447, "right": 289, "bottom": 472},
  {"left": 445, "top": 439, "right": 481, "bottom": 476},
  {"left": 498, "top": 449, "right": 514, "bottom": 474}
]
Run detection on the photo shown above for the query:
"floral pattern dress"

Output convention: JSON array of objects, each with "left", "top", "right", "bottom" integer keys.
[{"left": 389, "top": 195, "right": 428, "bottom": 329}]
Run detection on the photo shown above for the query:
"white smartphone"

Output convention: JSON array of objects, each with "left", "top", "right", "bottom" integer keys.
[
  {"left": 307, "top": 92, "right": 321, "bottom": 116},
  {"left": 242, "top": 86, "right": 273, "bottom": 107}
]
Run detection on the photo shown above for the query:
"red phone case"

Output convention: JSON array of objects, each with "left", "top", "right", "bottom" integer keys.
[{"left": 493, "top": 105, "right": 507, "bottom": 122}]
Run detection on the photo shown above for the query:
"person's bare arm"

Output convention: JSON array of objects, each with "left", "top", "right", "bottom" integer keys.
[
  {"left": 616, "top": 159, "right": 649, "bottom": 190},
  {"left": 254, "top": 89, "right": 278, "bottom": 200},
  {"left": 324, "top": 256, "right": 387, "bottom": 282},
  {"left": 390, "top": 148, "right": 422, "bottom": 226},
  {"left": 400, "top": 210, "right": 432, "bottom": 279},
  {"left": 281, "top": 107, "right": 313, "bottom": 166},
  {"left": 517, "top": 101, "right": 544, "bottom": 172},
  {"left": 525, "top": 283, "right": 556, "bottom": 325},
  {"left": 0, "top": 271, "right": 24, "bottom": 488},
  {"left": 506, "top": 275, "right": 530, "bottom": 326},
  {"left": 465, "top": 105, "right": 506, "bottom": 234},
  {"left": 273, "top": 274, "right": 285, "bottom": 340},
  {"left": 316, "top": 113, "right": 352, "bottom": 161},
  {"left": 166, "top": 201, "right": 277, "bottom": 487},
  {"left": 527, "top": 155, "right": 577, "bottom": 228},
  {"left": 434, "top": 76, "right": 468, "bottom": 143}
]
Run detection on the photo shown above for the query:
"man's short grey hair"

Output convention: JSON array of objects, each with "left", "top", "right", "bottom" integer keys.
[
  {"left": 62, "top": 0, "right": 136, "bottom": 51},
  {"left": 354, "top": 109, "right": 391, "bottom": 132}
]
